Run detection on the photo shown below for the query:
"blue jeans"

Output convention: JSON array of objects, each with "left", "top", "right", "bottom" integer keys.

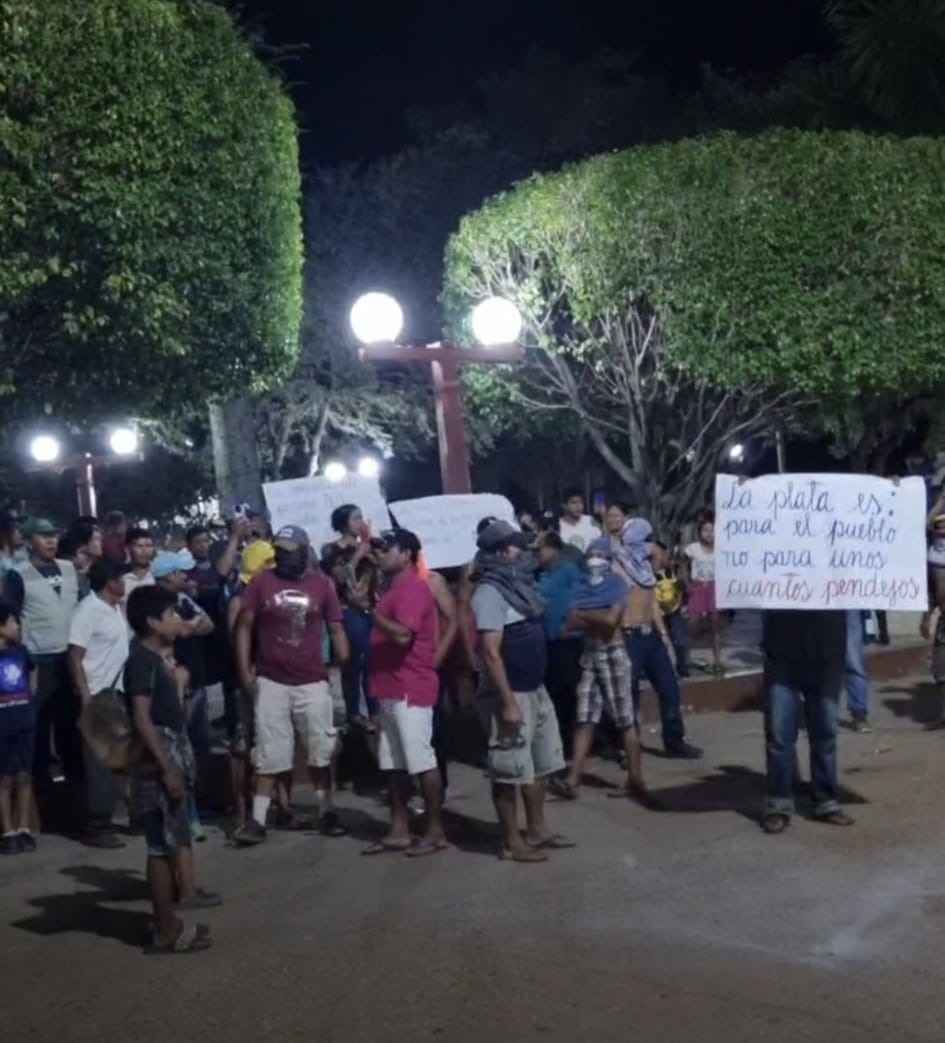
[
  {"left": 342, "top": 607, "right": 375, "bottom": 721},
  {"left": 845, "top": 610, "right": 870, "bottom": 718},
  {"left": 625, "top": 629, "right": 685, "bottom": 750},
  {"left": 665, "top": 611, "right": 689, "bottom": 678},
  {"left": 764, "top": 658, "right": 842, "bottom": 817}
]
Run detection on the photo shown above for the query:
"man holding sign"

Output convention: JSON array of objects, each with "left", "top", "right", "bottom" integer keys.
[{"left": 716, "top": 473, "right": 927, "bottom": 834}]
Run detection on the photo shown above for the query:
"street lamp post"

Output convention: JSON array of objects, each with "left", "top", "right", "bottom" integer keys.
[
  {"left": 29, "top": 427, "right": 141, "bottom": 515},
  {"left": 350, "top": 293, "right": 524, "bottom": 494}
]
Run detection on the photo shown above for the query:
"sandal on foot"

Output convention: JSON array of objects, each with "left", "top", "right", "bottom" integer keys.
[
  {"left": 147, "top": 921, "right": 212, "bottom": 955},
  {"left": 814, "top": 810, "right": 854, "bottom": 827},
  {"left": 178, "top": 888, "right": 223, "bottom": 911},
  {"left": 761, "top": 813, "right": 790, "bottom": 834},
  {"left": 405, "top": 839, "right": 449, "bottom": 858},
  {"left": 362, "top": 838, "right": 412, "bottom": 856},
  {"left": 548, "top": 777, "right": 579, "bottom": 801},
  {"left": 500, "top": 846, "right": 548, "bottom": 863},
  {"left": 526, "top": 833, "right": 576, "bottom": 850}
]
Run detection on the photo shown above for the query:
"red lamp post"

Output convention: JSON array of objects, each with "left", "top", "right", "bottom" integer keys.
[{"left": 351, "top": 294, "right": 524, "bottom": 495}]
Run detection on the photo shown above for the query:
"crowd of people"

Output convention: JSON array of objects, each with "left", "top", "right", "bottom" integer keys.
[{"left": 0, "top": 481, "right": 939, "bottom": 953}]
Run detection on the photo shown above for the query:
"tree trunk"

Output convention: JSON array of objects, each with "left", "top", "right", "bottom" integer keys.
[{"left": 209, "top": 398, "right": 265, "bottom": 513}]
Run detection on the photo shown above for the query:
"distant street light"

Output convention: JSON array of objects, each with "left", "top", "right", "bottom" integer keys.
[
  {"left": 29, "top": 434, "right": 61, "bottom": 464},
  {"left": 357, "top": 456, "right": 381, "bottom": 479},
  {"left": 728, "top": 443, "right": 746, "bottom": 463},
  {"left": 108, "top": 426, "right": 139, "bottom": 457},
  {"left": 27, "top": 425, "right": 142, "bottom": 515},
  {"left": 324, "top": 460, "right": 348, "bottom": 483},
  {"left": 351, "top": 292, "right": 525, "bottom": 493}
]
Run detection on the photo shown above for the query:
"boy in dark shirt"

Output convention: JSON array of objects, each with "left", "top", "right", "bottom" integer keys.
[
  {"left": 0, "top": 607, "right": 37, "bottom": 854},
  {"left": 125, "top": 586, "right": 219, "bottom": 953}
]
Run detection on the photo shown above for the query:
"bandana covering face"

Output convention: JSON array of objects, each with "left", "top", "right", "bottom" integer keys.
[
  {"left": 274, "top": 545, "right": 307, "bottom": 580},
  {"left": 473, "top": 549, "right": 545, "bottom": 620},
  {"left": 613, "top": 518, "right": 656, "bottom": 589}
]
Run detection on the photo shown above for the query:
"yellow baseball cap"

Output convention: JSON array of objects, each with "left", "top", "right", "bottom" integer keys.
[{"left": 240, "top": 539, "right": 275, "bottom": 584}]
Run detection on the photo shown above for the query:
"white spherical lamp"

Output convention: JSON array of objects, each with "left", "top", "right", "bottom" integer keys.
[
  {"left": 30, "top": 434, "right": 61, "bottom": 464},
  {"left": 324, "top": 461, "right": 348, "bottom": 483},
  {"left": 350, "top": 292, "right": 404, "bottom": 345},
  {"left": 109, "top": 426, "right": 139, "bottom": 456},
  {"left": 471, "top": 297, "right": 522, "bottom": 347}
]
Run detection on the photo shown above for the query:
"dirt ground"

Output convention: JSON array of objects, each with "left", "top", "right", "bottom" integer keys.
[{"left": 3, "top": 675, "right": 945, "bottom": 1043}]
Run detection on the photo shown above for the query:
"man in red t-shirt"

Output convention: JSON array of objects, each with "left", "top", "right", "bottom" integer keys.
[
  {"left": 364, "top": 529, "right": 446, "bottom": 857},
  {"left": 234, "top": 525, "right": 349, "bottom": 845}
]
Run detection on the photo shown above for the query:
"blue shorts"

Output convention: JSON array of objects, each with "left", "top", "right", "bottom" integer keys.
[{"left": 0, "top": 728, "right": 35, "bottom": 778}]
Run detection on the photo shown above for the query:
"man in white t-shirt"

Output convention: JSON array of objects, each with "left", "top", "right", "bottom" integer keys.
[
  {"left": 68, "top": 558, "right": 131, "bottom": 849},
  {"left": 557, "top": 487, "right": 601, "bottom": 553}
]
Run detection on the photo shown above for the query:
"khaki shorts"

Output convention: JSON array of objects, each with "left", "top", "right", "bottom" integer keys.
[
  {"left": 480, "top": 686, "right": 565, "bottom": 786},
  {"left": 254, "top": 677, "right": 337, "bottom": 774},
  {"left": 377, "top": 700, "right": 437, "bottom": 776}
]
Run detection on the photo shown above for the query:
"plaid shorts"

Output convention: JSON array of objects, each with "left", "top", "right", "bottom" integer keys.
[{"left": 576, "top": 640, "right": 637, "bottom": 729}]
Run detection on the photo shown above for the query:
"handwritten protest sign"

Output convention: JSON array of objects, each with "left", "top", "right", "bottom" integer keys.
[
  {"left": 715, "top": 473, "right": 927, "bottom": 611},
  {"left": 263, "top": 474, "right": 389, "bottom": 550},
  {"left": 388, "top": 493, "right": 516, "bottom": 569}
]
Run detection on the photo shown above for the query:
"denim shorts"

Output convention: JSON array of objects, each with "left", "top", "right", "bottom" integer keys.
[{"left": 0, "top": 727, "right": 34, "bottom": 778}]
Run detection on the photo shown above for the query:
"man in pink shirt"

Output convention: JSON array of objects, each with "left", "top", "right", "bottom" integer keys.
[{"left": 364, "top": 529, "right": 446, "bottom": 858}]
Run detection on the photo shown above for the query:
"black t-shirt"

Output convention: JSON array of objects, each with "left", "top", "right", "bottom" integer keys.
[
  {"left": 123, "top": 642, "right": 185, "bottom": 733},
  {"left": 189, "top": 560, "right": 229, "bottom": 686},
  {"left": 762, "top": 610, "right": 846, "bottom": 665}
]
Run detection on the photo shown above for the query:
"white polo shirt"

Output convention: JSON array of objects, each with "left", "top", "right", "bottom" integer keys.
[{"left": 68, "top": 593, "right": 130, "bottom": 693}]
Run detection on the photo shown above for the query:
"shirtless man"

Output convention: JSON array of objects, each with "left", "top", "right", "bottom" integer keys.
[{"left": 606, "top": 504, "right": 702, "bottom": 759}]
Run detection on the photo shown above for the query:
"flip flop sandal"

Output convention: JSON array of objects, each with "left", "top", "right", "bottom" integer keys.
[
  {"left": 178, "top": 888, "right": 223, "bottom": 911},
  {"left": 814, "top": 810, "right": 855, "bottom": 827},
  {"left": 526, "top": 833, "right": 577, "bottom": 850},
  {"left": 761, "top": 813, "right": 790, "bottom": 834},
  {"left": 500, "top": 846, "right": 549, "bottom": 863},
  {"left": 405, "top": 839, "right": 450, "bottom": 858},
  {"left": 548, "top": 777, "right": 579, "bottom": 801},
  {"left": 362, "top": 839, "right": 413, "bottom": 856},
  {"left": 607, "top": 786, "right": 662, "bottom": 811},
  {"left": 147, "top": 921, "right": 212, "bottom": 955}
]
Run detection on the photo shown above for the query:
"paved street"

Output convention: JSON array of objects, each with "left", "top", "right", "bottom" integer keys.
[{"left": 3, "top": 675, "right": 945, "bottom": 1043}]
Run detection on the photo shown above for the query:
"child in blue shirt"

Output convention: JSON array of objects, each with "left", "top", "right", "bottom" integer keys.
[{"left": 0, "top": 606, "right": 37, "bottom": 855}]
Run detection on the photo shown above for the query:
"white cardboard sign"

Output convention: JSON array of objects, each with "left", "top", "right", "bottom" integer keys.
[
  {"left": 263, "top": 473, "right": 390, "bottom": 551},
  {"left": 388, "top": 493, "right": 516, "bottom": 569},
  {"left": 714, "top": 473, "right": 927, "bottom": 611}
]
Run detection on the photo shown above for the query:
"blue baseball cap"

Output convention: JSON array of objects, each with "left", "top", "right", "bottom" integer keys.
[
  {"left": 273, "top": 525, "right": 310, "bottom": 551},
  {"left": 153, "top": 549, "right": 196, "bottom": 580}
]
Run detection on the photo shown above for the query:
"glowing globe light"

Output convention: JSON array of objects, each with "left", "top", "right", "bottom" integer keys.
[
  {"left": 30, "top": 434, "right": 61, "bottom": 464},
  {"left": 471, "top": 297, "right": 523, "bottom": 347},
  {"left": 324, "top": 460, "right": 348, "bottom": 483},
  {"left": 350, "top": 292, "right": 404, "bottom": 345},
  {"left": 109, "top": 426, "right": 139, "bottom": 456},
  {"left": 358, "top": 456, "right": 380, "bottom": 479}
]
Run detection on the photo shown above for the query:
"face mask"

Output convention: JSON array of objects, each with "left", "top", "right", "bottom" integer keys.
[
  {"left": 587, "top": 558, "right": 609, "bottom": 585},
  {"left": 274, "top": 546, "right": 307, "bottom": 579}
]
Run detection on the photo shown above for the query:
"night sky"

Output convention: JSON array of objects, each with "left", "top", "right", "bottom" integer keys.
[{"left": 231, "top": 0, "right": 835, "bottom": 163}]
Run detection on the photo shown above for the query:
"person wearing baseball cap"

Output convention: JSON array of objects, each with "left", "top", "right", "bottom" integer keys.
[
  {"left": 471, "top": 517, "right": 572, "bottom": 862},
  {"left": 364, "top": 529, "right": 446, "bottom": 856},
  {"left": 233, "top": 522, "right": 350, "bottom": 845},
  {"left": 7, "top": 517, "right": 82, "bottom": 788}
]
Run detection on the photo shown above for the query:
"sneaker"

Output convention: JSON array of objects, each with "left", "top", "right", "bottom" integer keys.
[
  {"left": 233, "top": 820, "right": 267, "bottom": 847},
  {"left": 850, "top": 715, "right": 873, "bottom": 734},
  {"left": 0, "top": 834, "right": 19, "bottom": 855},
  {"left": 318, "top": 810, "right": 348, "bottom": 837},
  {"left": 664, "top": 741, "right": 703, "bottom": 760},
  {"left": 17, "top": 832, "right": 37, "bottom": 853}
]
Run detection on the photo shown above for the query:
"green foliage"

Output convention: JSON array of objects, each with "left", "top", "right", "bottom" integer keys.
[
  {"left": 444, "top": 129, "right": 945, "bottom": 524},
  {"left": 0, "top": 0, "right": 302, "bottom": 421}
]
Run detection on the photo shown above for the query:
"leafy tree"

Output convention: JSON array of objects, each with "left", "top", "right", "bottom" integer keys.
[
  {"left": 444, "top": 129, "right": 945, "bottom": 530},
  {"left": 0, "top": 0, "right": 302, "bottom": 423},
  {"left": 826, "top": 0, "right": 945, "bottom": 131}
]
